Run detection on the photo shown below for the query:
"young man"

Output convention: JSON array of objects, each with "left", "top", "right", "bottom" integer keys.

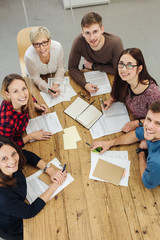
[
  {"left": 68, "top": 12, "right": 124, "bottom": 93},
  {"left": 91, "top": 101, "right": 160, "bottom": 189}
]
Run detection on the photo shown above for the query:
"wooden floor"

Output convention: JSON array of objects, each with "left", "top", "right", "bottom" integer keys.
[{"left": 23, "top": 74, "right": 160, "bottom": 240}]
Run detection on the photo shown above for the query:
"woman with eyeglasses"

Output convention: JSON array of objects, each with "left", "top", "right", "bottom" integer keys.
[
  {"left": 0, "top": 136, "right": 67, "bottom": 240},
  {"left": 25, "top": 26, "right": 66, "bottom": 98},
  {"left": 103, "top": 48, "right": 160, "bottom": 132}
]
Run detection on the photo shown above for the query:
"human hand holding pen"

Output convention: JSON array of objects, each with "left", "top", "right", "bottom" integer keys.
[
  {"left": 48, "top": 86, "right": 60, "bottom": 98},
  {"left": 48, "top": 168, "right": 67, "bottom": 184},
  {"left": 85, "top": 142, "right": 101, "bottom": 153},
  {"left": 34, "top": 102, "right": 48, "bottom": 114},
  {"left": 102, "top": 98, "right": 114, "bottom": 111},
  {"left": 91, "top": 141, "right": 113, "bottom": 154},
  {"left": 85, "top": 83, "right": 99, "bottom": 93}
]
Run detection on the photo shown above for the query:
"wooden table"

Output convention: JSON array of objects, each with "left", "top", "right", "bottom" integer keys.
[{"left": 23, "top": 74, "right": 160, "bottom": 240}]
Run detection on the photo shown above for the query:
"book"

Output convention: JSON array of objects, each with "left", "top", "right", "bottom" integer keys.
[{"left": 64, "top": 97, "right": 102, "bottom": 129}]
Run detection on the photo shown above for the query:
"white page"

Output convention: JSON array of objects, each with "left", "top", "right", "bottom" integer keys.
[
  {"left": 26, "top": 158, "right": 74, "bottom": 204},
  {"left": 40, "top": 77, "right": 77, "bottom": 108},
  {"left": 64, "top": 97, "right": 89, "bottom": 120},
  {"left": 90, "top": 102, "right": 130, "bottom": 139},
  {"left": 26, "top": 112, "right": 63, "bottom": 135},
  {"left": 89, "top": 151, "right": 130, "bottom": 187},
  {"left": 77, "top": 105, "right": 102, "bottom": 129},
  {"left": 84, "top": 71, "right": 111, "bottom": 96}
]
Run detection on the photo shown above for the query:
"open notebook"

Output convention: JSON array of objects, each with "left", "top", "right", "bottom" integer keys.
[{"left": 64, "top": 97, "right": 102, "bottom": 129}]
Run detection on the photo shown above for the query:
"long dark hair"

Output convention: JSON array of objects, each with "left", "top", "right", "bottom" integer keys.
[
  {"left": 111, "top": 48, "right": 157, "bottom": 103},
  {"left": 0, "top": 136, "right": 26, "bottom": 187}
]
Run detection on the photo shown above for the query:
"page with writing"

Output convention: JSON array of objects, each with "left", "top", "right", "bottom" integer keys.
[
  {"left": 26, "top": 158, "right": 74, "bottom": 204},
  {"left": 26, "top": 112, "right": 63, "bottom": 135},
  {"left": 84, "top": 71, "right": 111, "bottom": 96},
  {"left": 103, "top": 102, "right": 128, "bottom": 117},
  {"left": 64, "top": 97, "right": 89, "bottom": 119}
]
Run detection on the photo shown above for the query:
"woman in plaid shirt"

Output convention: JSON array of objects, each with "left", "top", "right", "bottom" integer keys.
[{"left": 0, "top": 73, "right": 52, "bottom": 147}]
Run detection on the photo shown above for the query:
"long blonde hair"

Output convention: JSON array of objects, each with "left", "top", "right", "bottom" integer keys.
[{"left": 1, "top": 73, "right": 35, "bottom": 118}]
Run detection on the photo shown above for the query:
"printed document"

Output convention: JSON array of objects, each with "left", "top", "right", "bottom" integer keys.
[
  {"left": 89, "top": 151, "right": 130, "bottom": 187},
  {"left": 40, "top": 77, "right": 77, "bottom": 107},
  {"left": 26, "top": 112, "right": 63, "bottom": 135},
  {"left": 26, "top": 158, "right": 74, "bottom": 204},
  {"left": 90, "top": 102, "right": 130, "bottom": 139},
  {"left": 84, "top": 71, "right": 111, "bottom": 96}
]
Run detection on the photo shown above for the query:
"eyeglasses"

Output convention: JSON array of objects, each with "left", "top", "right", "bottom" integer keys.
[
  {"left": 33, "top": 40, "right": 49, "bottom": 48},
  {"left": 78, "top": 91, "right": 90, "bottom": 101},
  {"left": 118, "top": 62, "right": 138, "bottom": 70}
]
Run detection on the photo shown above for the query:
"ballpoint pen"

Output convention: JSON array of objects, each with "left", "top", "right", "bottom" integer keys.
[
  {"left": 85, "top": 142, "right": 101, "bottom": 152},
  {"left": 48, "top": 88, "right": 56, "bottom": 94},
  {"left": 62, "top": 163, "right": 66, "bottom": 172},
  {"left": 100, "top": 97, "right": 105, "bottom": 109}
]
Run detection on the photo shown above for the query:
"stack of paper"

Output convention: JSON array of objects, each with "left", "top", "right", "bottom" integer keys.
[
  {"left": 40, "top": 77, "right": 77, "bottom": 107},
  {"left": 84, "top": 71, "right": 111, "bottom": 96},
  {"left": 89, "top": 151, "right": 130, "bottom": 186},
  {"left": 63, "top": 126, "right": 81, "bottom": 149},
  {"left": 90, "top": 102, "right": 130, "bottom": 139},
  {"left": 26, "top": 112, "right": 63, "bottom": 135},
  {"left": 26, "top": 158, "right": 74, "bottom": 204}
]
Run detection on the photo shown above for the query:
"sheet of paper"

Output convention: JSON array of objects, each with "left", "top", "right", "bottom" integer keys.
[
  {"left": 93, "top": 159, "right": 124, "bottom": 186},
  {"left": 26, "top": 112, "right": 63, "bottom": 135},
  {"left": 26, "top": 158, "right": 74, "bottom": 204},
  {"left": 40, "top": 77, "right": 77, "bottom": 107},
  {"left": 84, "top": 71, "right": 111, "bottom": 96},
  {"left": 89, "top": 151, "right": 130, "bottom": 187},
  {"left": 89, "top": 102, "right": 130, "bottom": 139},
  {"left": 63, "top": 126, "right": 81, "bottom": 149}
]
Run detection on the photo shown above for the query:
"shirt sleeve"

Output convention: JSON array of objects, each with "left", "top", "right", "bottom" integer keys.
[
  {"left": 54, "top": 44, "right": 66, "bottom": 85},
  {"left": 135, "top": 126, "right": 145, "bottom": 140},
  {"left": 68, "top": 36, "right": 87, "bottom": 88},
  {"left": 142, "top": 160, "right": 160, "bottom": 189},
  {"left": 25, "top": 56, "right": 49, "bottom": 93},
  {"left": 22, "top": 149, "right": 41, "bottom": 166},
  {"left": 0, "top": 191, "right": 45, "bottom": 219}
]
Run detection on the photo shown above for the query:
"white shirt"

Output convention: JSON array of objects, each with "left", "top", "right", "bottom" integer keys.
[{"left": 25, "top": 40, "right": 66, "bottom": 93}]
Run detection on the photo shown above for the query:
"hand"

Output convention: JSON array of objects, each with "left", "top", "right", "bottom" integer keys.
[
  {"left": 139, "top": 139, "right": 147, "bottom": 149},
  {"left": 91, "top": 141, "right": 113, "bottom": 154},
  {"left": 47, "top": 168, "right": 67, "bottom": 184},
  {"left": 85, "top": 83, "right": 99, "bottom": 93},
  {"left": 29, "top": 129, "right": 52, "bottom": 141},
  {"left": 103, "top": 98, "right": 114, "bottom": 111},
  {"left": 122, "top": 120, "right": 139, "bottom": 133},
  {"left": 48, "top": 83, "right": 60, "bottom": 98},
  {"left": 34, "top": 103, "right": 48, "bottom": 115},
  {"left": 84, "top": 59, "right": 93, "bottom": 69},
  {"left": 50, "top": 172, "right": 67, "bottom": 190}
]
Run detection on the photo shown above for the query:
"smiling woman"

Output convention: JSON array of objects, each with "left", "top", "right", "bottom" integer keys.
[
  {"left": 0, "top": 135, "right": 67, "bottom": 239},
  {"left": 0, "top": 73, "right": 52, "bottom": 148},
  {"left": 24, "top": 26, "right": 66, "bottom": 98}
]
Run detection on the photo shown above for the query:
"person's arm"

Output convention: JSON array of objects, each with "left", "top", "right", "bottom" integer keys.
[
  {"left": 91, "top": 130, "right": 139, "bottom": 154},
  {"left": 54, "top": 44, "right": 66, "bottom": 85},
  {"left": 25, "top": 56, "right": 49, "bottom": 93},
  {"left": 68, "top": 36, "right": 87, "bottom": 88},
  {"left": 138, "top": 151, "right": 147, "bottom": 178},
  {"left": 23, "top": 129, "right": 52, "bottom": 144}
]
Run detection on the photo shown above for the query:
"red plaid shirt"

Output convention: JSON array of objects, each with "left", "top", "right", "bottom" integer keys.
[{"left": 0, "top": 100, "right": 29, "bottom": 147}]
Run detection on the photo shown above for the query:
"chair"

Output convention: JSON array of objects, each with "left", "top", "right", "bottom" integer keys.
[{"left": 17, "top": 27, "right": 33, "bottom": 77}]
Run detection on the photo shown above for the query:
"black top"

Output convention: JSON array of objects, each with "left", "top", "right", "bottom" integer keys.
[{"left": 0, "top": 150, "right": 46, "bottom": 234}]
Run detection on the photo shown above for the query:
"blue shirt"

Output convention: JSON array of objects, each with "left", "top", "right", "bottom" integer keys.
[{"left": 135, "top": 127, "right": 160, "bottom": 189}]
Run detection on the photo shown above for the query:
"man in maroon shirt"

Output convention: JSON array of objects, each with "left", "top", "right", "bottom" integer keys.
[{"left": 68, "top": 12, "right": 124, "bottom": 93}]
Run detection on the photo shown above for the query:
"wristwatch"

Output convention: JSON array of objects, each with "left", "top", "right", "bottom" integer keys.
[
  {"left": 43, "top": 163, "right": 51, "bottom": 172},
  {"left": 92, "top": 63, "right": 96, "bottom": 70},
  {"left": 136, "top": 148, "right": 146, "bottom": 154}
]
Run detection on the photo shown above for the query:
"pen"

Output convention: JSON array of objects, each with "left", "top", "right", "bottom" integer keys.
[
  {"left": 100, "top": 97, "right": 105, "bottom": 108},
  {"left": 85, "top": 142, "right": 101, "bottom": 152},
  {"left": 48, "top": 88, "right": 56, "bottom": 94},
  {"left": 62, "top": 163, "right": 66, "bottom": 172}
]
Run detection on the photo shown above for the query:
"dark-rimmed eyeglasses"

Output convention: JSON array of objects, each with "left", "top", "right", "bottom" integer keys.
[
  {"left": 118, "top": 62, "right": 138, "bottom": 70},
  {"left": 33, "top": 40, "right": 49, "bottom": 48}
]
